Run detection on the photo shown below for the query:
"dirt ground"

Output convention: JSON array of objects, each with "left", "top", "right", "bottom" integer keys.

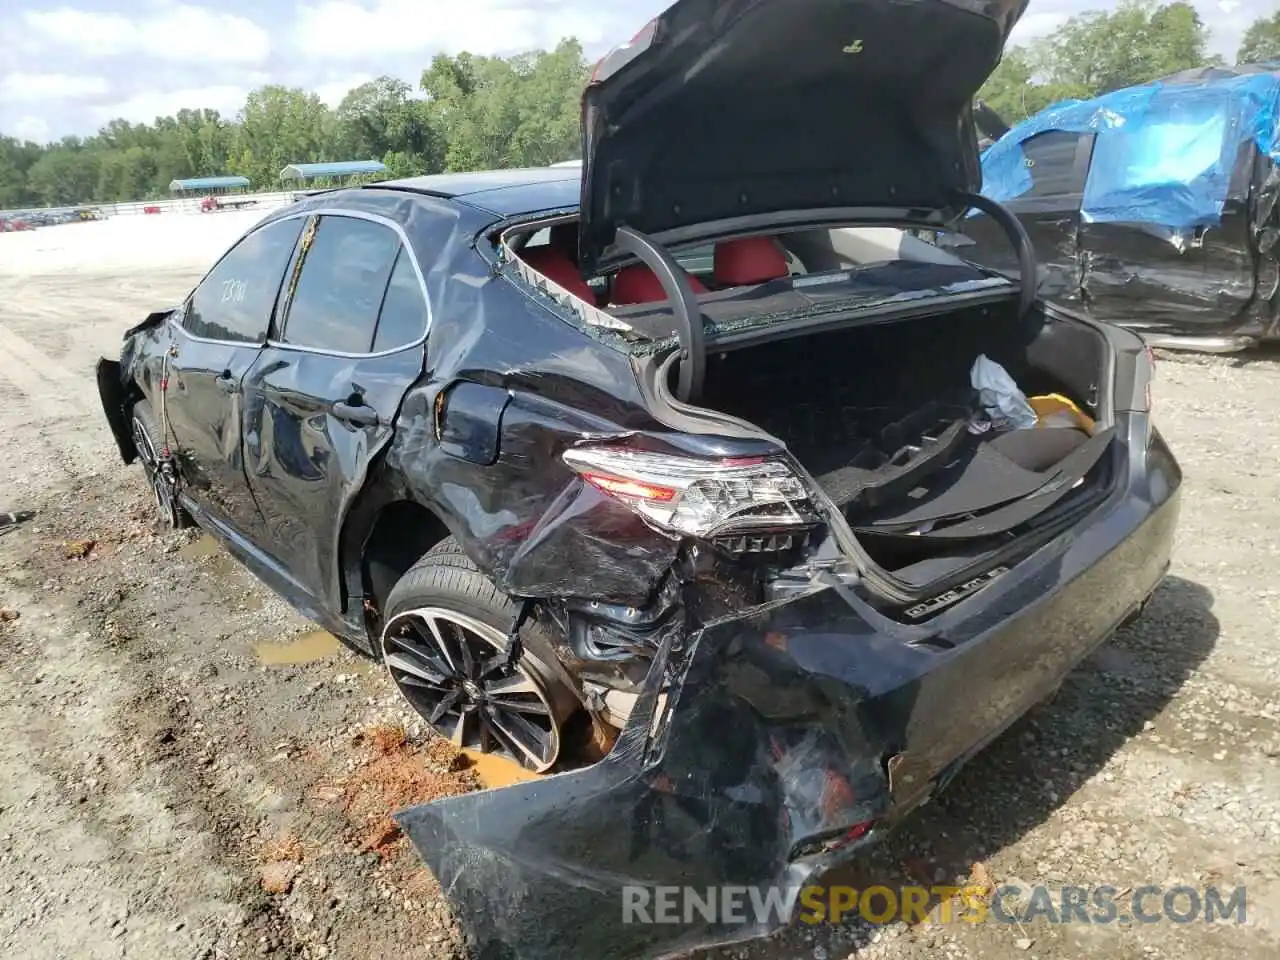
[{"left": 0, "top": 217, "right": 1277, "bottom": 960}]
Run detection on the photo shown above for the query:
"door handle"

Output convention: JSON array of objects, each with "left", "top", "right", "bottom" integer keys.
[
  {"left": 331, "top": 400, "right": 380, "bottom": 426},
  {"left": 215, "top": 369, "right": 236, "bottom": 393}
]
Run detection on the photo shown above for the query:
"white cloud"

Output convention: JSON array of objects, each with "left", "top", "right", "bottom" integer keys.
[
  {"left": 92, "top": 85, "right": 252, "bottom": 124},
  {"left": 292, "top": 0, "right": 612, "bottom": 61},
  {"left": 316, "top": 75, "right": 375, "bottom": 108},
  {"left": 24, "top": 4, "right": 270, "bottom": 64},
  {"left": 10, "top": 116, "right": 53, "bottom": 144},
  {"left": 1009, "top": 12, "right": 1070, "bottom": 47},
  {"left": 0, "top": 72, "right": 110, "bottom": 103}
]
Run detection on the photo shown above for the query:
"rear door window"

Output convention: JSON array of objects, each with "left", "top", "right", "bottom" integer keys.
[
  {"left": 372, "top": 248, "right": 429, "bottom": 352},
  {"left": 282, "top": 215, "right": 400, "bottom": 353},
  {"left": 184, "top": 217, "right": 304, "bottom": 343}
]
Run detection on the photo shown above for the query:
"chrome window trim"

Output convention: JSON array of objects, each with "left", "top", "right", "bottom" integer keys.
[
  {"left": 170, "top": 214, "right": 309, "bottom": 347},
  {"left": 169, "top": 207, "right": 434, "bottom": 360}
]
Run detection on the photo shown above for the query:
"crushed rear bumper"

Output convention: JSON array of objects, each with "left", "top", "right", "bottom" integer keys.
[
  {"left": 396, "top": 428, "right": 1181, "bottom": 960},
  {"left": 95, "top": 357, "right": 136, "bottom": 465}
]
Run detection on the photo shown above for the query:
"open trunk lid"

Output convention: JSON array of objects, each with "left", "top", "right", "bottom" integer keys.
[{"left": 578, "top": 0, "right": 1029, "bottom": 272}]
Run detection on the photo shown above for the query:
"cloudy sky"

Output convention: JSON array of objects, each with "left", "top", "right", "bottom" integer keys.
[{"left": 0, "top": 0, "right": 1270, "bottom": 143}]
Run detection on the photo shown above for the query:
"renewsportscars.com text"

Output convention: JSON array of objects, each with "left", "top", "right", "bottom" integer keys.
[{"left": 621, "top": 883, "right": 1247, "bottom": 927}]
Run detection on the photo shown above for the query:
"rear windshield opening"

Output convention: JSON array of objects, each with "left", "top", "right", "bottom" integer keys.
[
  {"left": 502, "top": 218, "right": 809, "bottom": 311},
  {"left": 498, "top": 218, "right": 1010, "bottom": 343}
]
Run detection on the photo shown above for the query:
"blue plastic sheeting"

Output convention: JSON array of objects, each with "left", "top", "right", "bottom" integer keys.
[
  {"left": 979, "top": 70, "right": 1280, "bottom": 229},
  {"left": 169, "top": 175, "right": 251, "bottom": 191},
  {"left": 279, "top": 160, "right": 387, "bottom": 180}
]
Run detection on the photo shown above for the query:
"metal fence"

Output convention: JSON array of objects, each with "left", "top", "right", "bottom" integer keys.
[
  {"left": 2, "top": 190, "right": 300, "bottom": 220},
  {"left": 105, "top": 191, "right": 298, "bottom": 216}
]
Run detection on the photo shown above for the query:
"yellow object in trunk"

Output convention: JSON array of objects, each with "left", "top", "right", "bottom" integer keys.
[{"left": 1029, "top": 393, "right": 1096, "bottom": 433}]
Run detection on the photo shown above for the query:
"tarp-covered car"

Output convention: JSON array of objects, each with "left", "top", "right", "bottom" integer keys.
[
  {"left": 96, "top": 0, "right": 1179, "bottom": 957},
  {"left": 946, "top": 63, "right": 1280, "bottom": 352}
]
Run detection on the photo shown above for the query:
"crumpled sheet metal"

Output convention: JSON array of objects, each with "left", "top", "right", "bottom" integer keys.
[
  {"left": 965, "top": 65, "right": 1280, "bottom": 339},
  {"left": 393, "top": 458, "right": 1183, "bottom": 959},
  {"left": 280, "top": 188, "right": 686, "bottom": 608},
  {"left": 395, "top": 587, "right": 903, "bottom": 960}
]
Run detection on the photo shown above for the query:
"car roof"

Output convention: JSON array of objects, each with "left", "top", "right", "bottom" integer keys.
[{"left": 379, "top": 167, "right": 581, "bottom": 217}]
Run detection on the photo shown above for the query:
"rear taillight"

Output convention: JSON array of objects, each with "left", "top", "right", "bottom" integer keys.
[{"left": 562, "top": 445, "right": 818, "bottom": 540}]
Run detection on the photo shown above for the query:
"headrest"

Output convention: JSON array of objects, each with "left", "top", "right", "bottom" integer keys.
[
  {"left": 520, "top": 247, "right": 596, "bottom": 304},
  {"left": 610, "top": 265, "right": 707, "bottom": 305},
  {"left": 713, "top": 236, "right": 789, "bottom": 287}
]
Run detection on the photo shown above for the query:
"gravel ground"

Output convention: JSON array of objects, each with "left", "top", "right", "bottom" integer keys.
[{"left": 0, "top": 216, "right": 1277, "bottom": 960}]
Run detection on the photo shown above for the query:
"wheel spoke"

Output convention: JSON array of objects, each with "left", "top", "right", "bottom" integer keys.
[
  {"left": 485, "top": 672, "right": 538, "bottom": 696},
  {"left": 489, "top": 696, "right": 551, "bottom": 716},
  {"left": 453, "top": 622, "right": 476, "bottom": 679},
  {"left": 422, "top": 616, "right": 459, "bottom": 672},
  {"left": 452, "top": 706, "right": 474, "bottom": 746},
  {"left": 428, "top": 688, "right": 464, "bottom": 725},
  {"left": 385, "top": 651, "right": 448, "bottom": 686},
  {"left": 478, "top": 653, "right": 507, "bottom": 679},
  {"left": 486, "top": 704, "right": 551, "bottom": 768},
  {"left": 387, "top": 632, "right": 453, "bottom": 679}
]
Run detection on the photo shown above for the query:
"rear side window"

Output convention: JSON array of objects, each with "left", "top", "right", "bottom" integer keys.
[
  {"left": 1020, "top": 131, "right": 1089, "bottom": 199},
  {"left": 372, "top": 248, "right": 429, "bottom": 352},
  {"left": 283, "top": 215, "right": 399, "bottom": 353},
  {"left": 185, "top": 217, "right": 303, "bottom": 343}
]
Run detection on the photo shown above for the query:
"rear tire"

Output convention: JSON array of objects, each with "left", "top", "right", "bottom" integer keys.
[
  {"left": 130, "top": 398, "right": 191, "bottom": 529},
  {"left": 381, "top": 539, "right": 577, "bottom": 772}
]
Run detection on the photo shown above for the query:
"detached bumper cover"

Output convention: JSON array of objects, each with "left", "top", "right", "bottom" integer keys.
[
  {"left": 95, "top": 357, "right": 136, "bottom": 465},
  {"left": 396, "top": 436, "right": 1180, "bottom": 960}
]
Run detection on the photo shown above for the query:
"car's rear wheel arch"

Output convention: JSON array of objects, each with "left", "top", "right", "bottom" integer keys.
[{"left": 349, "top": 496, "right": 454, "bottom": 633}]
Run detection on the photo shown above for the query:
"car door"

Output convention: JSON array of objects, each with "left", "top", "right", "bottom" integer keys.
[
  {"left": 166, "top": 215, "right": 305, "bottom": 533},
  {"left": 241, "top": 211, "right": 429, "bottom": 610},
  {"left": 963, "top": 130, "right": 1097, "bottom": 298}
]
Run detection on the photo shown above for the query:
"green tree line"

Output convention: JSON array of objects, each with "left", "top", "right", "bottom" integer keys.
[
  {"left": 979, "top": 2, "right": 1280, "bottom": 126},
  {"left": 0, "top": 39, "right": 588, "bottom": 209},
  {"left": 2, "top": 5, "right": 1279, "bottom": 210}
]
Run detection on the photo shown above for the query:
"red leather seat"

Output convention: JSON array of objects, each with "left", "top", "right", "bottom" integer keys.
[
  {"left": 610, "top": 265, "right": 707, "bottom": 305},
  {"left": 519, "top": 247, "right": 597, "bottom": 304},
  {"left": 713, "top": 236, "right": 789, "bottom": 287}
]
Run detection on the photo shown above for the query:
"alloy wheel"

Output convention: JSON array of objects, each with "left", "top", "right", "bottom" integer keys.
[
  {"left": 131, "top": 415, "right": 180, "bottom": 528},
  {"left": 381, "top": 607, "right": 564, "bottom": 773}
]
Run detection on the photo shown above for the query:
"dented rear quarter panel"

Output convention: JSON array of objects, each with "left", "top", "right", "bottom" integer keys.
[{"left": 381, "top": 208, "right": 686, "bottom": 604}]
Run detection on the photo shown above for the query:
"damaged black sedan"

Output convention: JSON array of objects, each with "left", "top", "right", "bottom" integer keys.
[{"left": 96, "top": 0, "right": 1180, "bottom": 956}]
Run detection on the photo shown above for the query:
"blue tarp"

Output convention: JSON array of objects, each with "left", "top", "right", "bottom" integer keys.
[{"left": 979, "top": 69, "right": 1280, "bottom": 229}]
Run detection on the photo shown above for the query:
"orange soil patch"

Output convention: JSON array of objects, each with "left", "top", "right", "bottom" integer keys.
[
  {"left": 340, "top": 724, "right": 480, "bottom": 857},
  {"left": 262, "top": 832, "right": 304, "bottom": 864},
  {"left": 258, "top": 831, "right": 304, "bottom": 894}
]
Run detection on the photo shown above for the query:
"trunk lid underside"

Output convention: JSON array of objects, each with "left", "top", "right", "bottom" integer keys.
[{"left": 578, "top": 0, "right": 1029, "bottom": 271}]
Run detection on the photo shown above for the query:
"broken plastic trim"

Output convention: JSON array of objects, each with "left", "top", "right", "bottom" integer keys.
[
  {"left": 495, "top": 216, "right": 636, "bottom": 334},
  {"left": 956, "top": 190, "right": 1037, "bottom": 321}
]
